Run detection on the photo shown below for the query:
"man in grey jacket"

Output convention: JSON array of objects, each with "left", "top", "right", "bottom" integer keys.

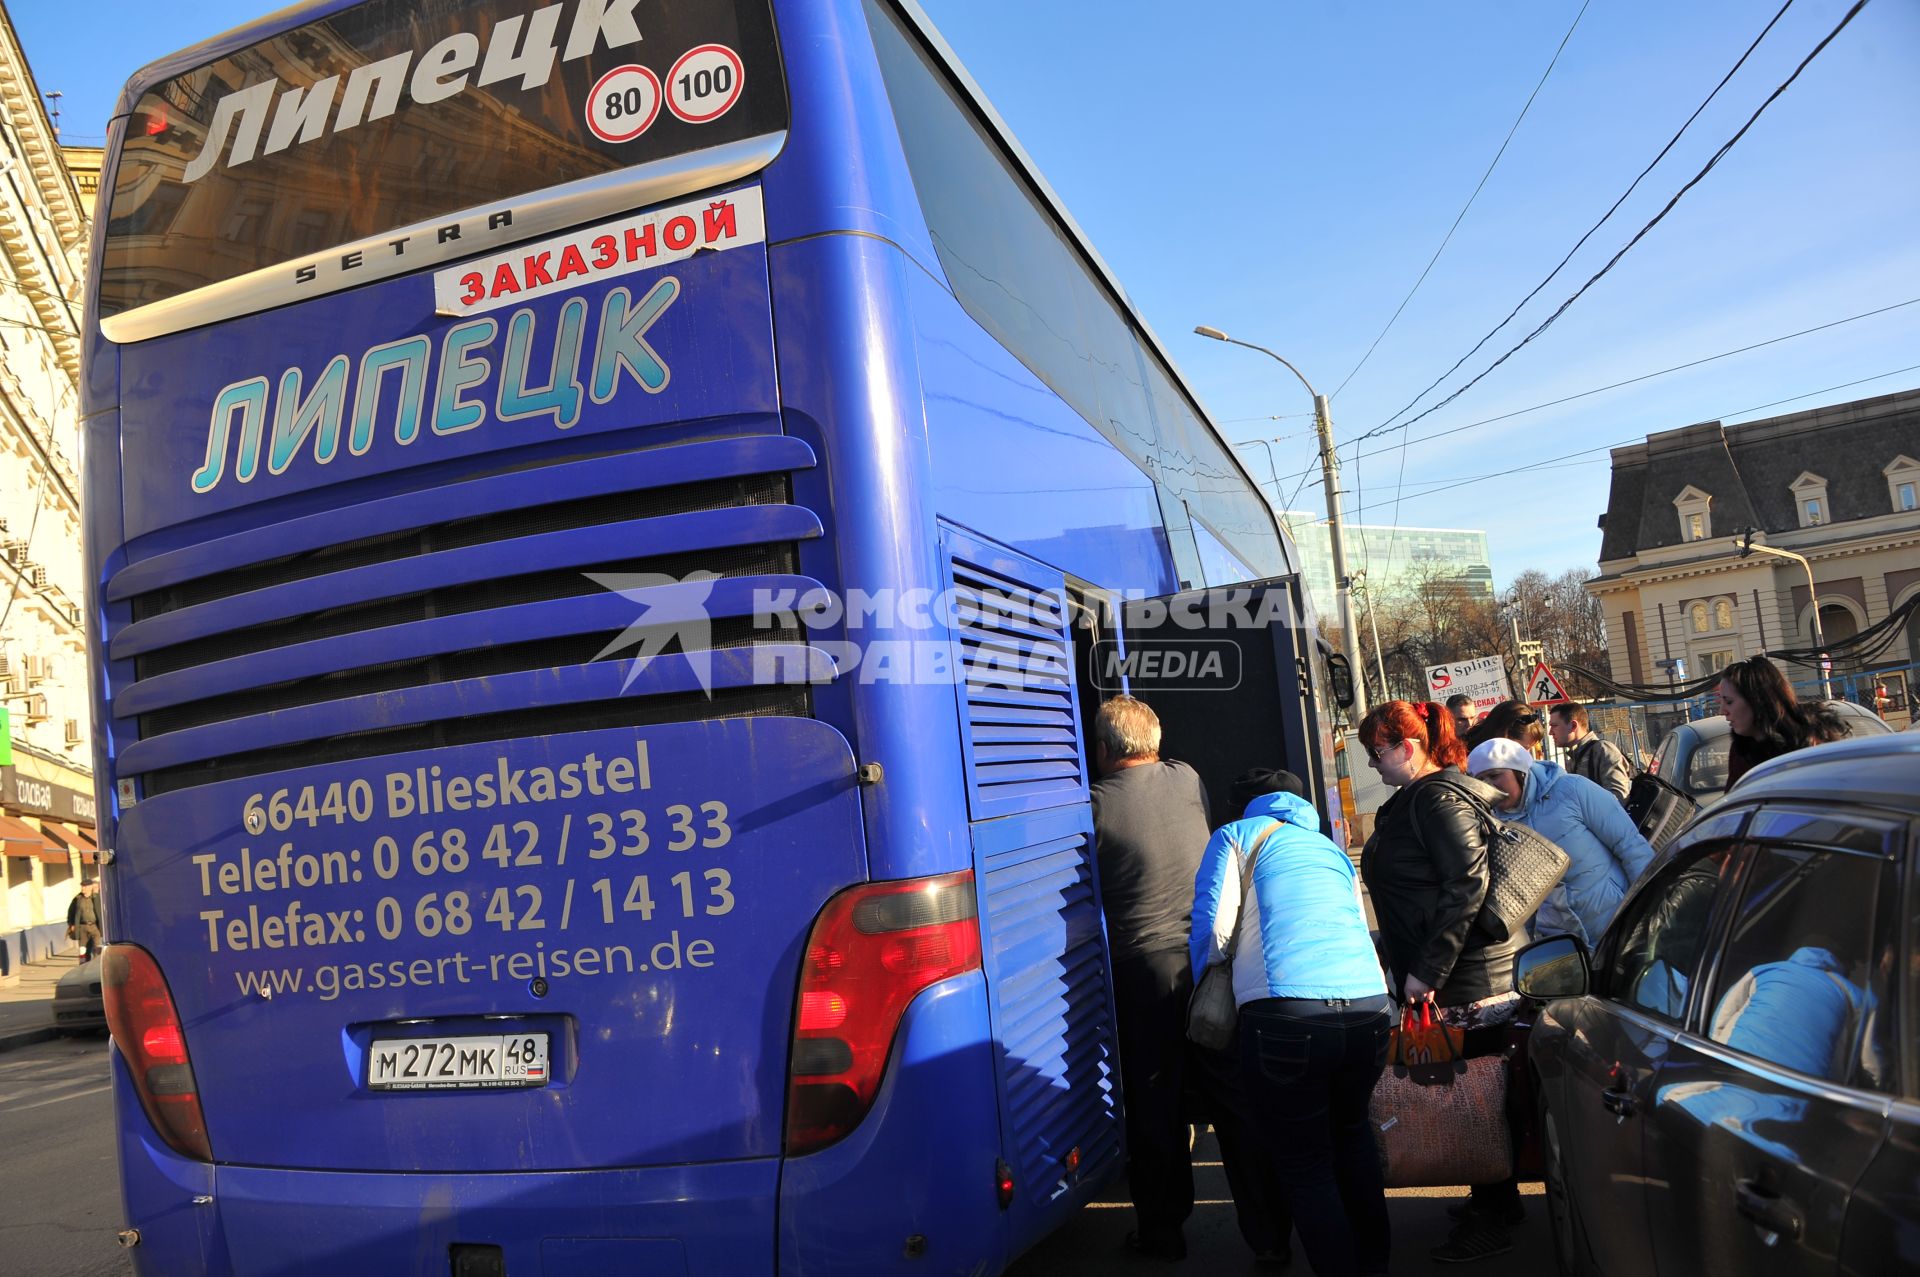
[{"left": 1550, "top": 703, "right": 1631, "bottom": 804}]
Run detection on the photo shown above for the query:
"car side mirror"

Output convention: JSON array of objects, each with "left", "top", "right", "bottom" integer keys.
[
  {"left": 1515, "top": 934, "right": 1591, "bottom": 1000},
  {"left": 1325, "top": 653, "right": 1356, "bottom": 710}
]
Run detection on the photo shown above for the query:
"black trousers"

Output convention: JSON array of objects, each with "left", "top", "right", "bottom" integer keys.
[
  {"left": 1188, "top": 1035, "right": 1294, "bottom": 1254},
  {"left": 1238, "top": 996, "right": 1394, "bottom": 1277},
  {"left": 1111, "top": 949, "right": 1196, "bottom": 1242}
]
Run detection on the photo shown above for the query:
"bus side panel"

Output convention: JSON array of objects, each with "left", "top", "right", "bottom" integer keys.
[
  {"left": 778, "top": 976, "right": 1007, "bottom": 1275},
  {"left": 766, "top": 234, "right": 969, "bottom": 882},
  {"left": 762, "top": 0, "right": 942, "bottom": 277},
  {"left": 112, "top": 1049, "right": 226, "bottom": 1277},
  {"left": 904, "top": 261, "right": 1176, "bottom": 597}
]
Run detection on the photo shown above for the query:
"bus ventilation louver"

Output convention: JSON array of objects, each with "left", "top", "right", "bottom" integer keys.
[
  {"left": 943, "top": 531, "right": 1087, "bottom": 822},
  {"left": 106, "top": 436, "right": 832, "bottom": 795}
]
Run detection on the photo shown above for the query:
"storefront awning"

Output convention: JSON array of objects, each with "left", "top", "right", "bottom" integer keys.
[
  {"left": 41, "top": 821, "right": 99, "bottom": 863},
  {"left": 0, "top": 814, "right": 54, "bottom": 860}
]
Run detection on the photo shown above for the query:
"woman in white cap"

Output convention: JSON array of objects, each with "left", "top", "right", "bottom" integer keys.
[{"left": 1465, "top": 737, "right": 1657, "bottom": 946}]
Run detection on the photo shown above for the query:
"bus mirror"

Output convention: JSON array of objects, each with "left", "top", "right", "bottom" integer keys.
[{"left": 1325, "top": 654, "right": 1356, "bottom": 710}]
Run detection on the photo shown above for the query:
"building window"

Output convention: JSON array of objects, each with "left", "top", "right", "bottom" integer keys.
[
  {"left": 1886, "top": 456, "right": 1920, "bottom": 515},
  {"left": 1691, "top": 603, "right": 1710, "bottom": 633},
  {"left": 1673, "top": 485, "right": 1713, "bottom": 544},
  {"left": 1701, "top": 649, "right": 1734, "bottom": 674},
  {"left": 1790, "top": 471, "right": 1831, "bottom": 530},
  {"left": 1715, "top": 599, "right": 1734, "bottom": 630}
]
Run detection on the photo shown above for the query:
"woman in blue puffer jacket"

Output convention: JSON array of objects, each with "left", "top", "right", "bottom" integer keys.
[
  {"left": 1191, "top": 769, "right": 1391, "bottom": 1277},
  {"left": 1465, "top": 738, "right": 1656, "bottom": 945}
]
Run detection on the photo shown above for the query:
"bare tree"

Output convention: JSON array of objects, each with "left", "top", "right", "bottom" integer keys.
[
  {"left": 1362, "top": 562, "right": 1502, "bottom": 700},
  {"left": 1502, "top": 568, "right": 1608, "bottom": 696}
]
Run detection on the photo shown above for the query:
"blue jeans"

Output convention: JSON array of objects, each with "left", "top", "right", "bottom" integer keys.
[{"left": 1238, "top": 995, "right": 1393, "bottom": 1276}]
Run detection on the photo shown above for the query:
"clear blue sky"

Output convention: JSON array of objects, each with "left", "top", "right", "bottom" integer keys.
[{"left": 15, "top": 0, "right": 1920, "bottom": 587}]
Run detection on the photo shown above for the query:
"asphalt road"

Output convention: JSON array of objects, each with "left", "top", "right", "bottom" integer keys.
[
  {"left": 1007, "top": 1128, "right": 1552, "bottom": 1277},
  {"left": 0, "top": 1035, "right": 133, "bottom": 1277},
  {"left": 6, "top": 1039, "right": 1550, "bottom": 1276}
]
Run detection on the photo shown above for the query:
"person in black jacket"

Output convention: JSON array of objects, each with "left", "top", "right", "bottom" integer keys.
[
  {"left": 1087, "top": 695, "right": 1215, "bottom": 1262},
  {"left": 1358, "top": 700, "right": 1524, "bottom": 1264}
]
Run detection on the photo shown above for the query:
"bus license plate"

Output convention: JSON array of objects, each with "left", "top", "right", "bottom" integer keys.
[{"left": 368, "top": 1033, "right": 549, "bottom": 1090}]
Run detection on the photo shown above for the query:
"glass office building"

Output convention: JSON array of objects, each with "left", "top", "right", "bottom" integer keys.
[{"left": 1281, "top": 514, "right": 1495, "bottom": 607}]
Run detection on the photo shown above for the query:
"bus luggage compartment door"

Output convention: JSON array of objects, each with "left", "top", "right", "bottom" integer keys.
[{"left": 942, "top": 527, "right": 1123, "bottom": 1254}]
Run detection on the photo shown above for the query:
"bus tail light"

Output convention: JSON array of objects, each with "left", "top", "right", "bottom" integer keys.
[
  {"left": 102, "top": 944, "right": 212, "bottom": 1162},
  {"left": 785, "top": 871, "right": 981, "bottom": 1155}
]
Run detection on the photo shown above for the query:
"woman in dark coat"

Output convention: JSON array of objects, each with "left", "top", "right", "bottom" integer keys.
[
  {"left": 1358, "top": 700, "right": 1523, "bottom": 1263},
  {"left": 1461, "top": 699, "right": 1543, "bottom": 753},
  {"left": 1717, "top": 656, "right": 1844, "bottom": 789}
]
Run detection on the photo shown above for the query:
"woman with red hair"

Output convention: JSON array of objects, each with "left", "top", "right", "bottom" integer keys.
[{"left": 1358, "top": 700, "right": 1525, "bottom": 1263}]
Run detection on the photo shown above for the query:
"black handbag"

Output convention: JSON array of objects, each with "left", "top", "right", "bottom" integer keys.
[
  {"left": 1186, "top": 824, "right": 1280, "bottom": 1051},
  {"left": 1430, "top": 775, "right": 1570, "bottom": 944}
]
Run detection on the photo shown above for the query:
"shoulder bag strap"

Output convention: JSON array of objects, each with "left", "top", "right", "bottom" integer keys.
[
  {"left": 1219, "top": 822, "right": 1282, "bottom": 964},
  {"left": 1416, "top": 772, "right": 1500, "bottom": 845}
]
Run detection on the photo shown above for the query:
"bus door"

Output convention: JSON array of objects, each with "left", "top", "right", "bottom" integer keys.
[
  {"left": 940, "top": 526, "right": 1123, "bottom": 1257},
  {"left": 1116, "top": 577, "right": 1348, "bottom": 837}
]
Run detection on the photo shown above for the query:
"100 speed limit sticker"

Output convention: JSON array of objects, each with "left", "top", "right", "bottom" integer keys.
[
  {"left": 585, "top": 45, "right": 745, "bottom": 143},
  {"left": 668, "top": 45, "right": 744, "bottom": 123}
]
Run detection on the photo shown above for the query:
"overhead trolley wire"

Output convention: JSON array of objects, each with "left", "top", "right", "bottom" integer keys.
[
  {"left": 1344, "top": 360, "right": 1920, "bottom": 518},
  {"left": 1263, "top": 294, "right": 1920, "bottom": 497},
  {"left": 1358, "top": 0, "right": 1874, "bottom": 447},
  {"left": 1329, "top": 0, "right": 1593, "bottom": 403},
  {"left": 1361, "top": 0, "right": 1801, "bottom": 438}
]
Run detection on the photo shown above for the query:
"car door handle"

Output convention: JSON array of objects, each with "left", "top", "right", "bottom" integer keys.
[
  {"left": 1734, "top": 1179, "right": 1803, "bottom": 1243},
  {"left": 1600, "top": 1086, "right": 1635, "bottom": 1118}
]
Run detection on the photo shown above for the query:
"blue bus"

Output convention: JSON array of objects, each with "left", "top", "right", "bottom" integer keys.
[{"left": 83, "top": 1, "right": 1354, "bottom": 1272}]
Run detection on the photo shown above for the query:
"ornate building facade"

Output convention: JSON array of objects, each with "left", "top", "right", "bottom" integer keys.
[
  {"left": 1587, "top": 389, "right": 1920, "bottom": 718},
  {"left": 0, "top": 2, "right": 97, "bottom": 969}
]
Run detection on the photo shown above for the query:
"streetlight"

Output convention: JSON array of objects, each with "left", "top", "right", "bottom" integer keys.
[
  {"left": 1235, "top": 435, "right": 1282, "bottom": 499},
  {"left": 1196, "top": 325, "right": 1370, "bottom": 709},
  {"left": 1740, "top": 528, "right": 1830, "bottom": 697}
]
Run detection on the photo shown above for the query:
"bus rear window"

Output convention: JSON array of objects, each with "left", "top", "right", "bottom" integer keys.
[{"left": 99, "top": 0, "right": 786, "bottom": 320}]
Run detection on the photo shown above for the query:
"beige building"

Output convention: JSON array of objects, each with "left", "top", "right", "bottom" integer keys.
[
  {"left": 0, "top": 2, "right": 97, "bottom": 968},
  {"left": 1586, "top": 389, "right": 1920, "bottom": 716}
]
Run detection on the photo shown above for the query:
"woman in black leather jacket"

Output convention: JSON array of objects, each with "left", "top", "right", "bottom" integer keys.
[{"left": 1358, "top": 700, "right": 1524, "bottom": 1263}]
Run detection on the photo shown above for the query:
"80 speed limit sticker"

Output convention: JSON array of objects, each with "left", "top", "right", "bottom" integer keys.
[
  {"left": 587, "top": 65, "right": 663, "bottom": 143},
  {"left": 667, "top": 45, "right": 745, "bottom": 124}
]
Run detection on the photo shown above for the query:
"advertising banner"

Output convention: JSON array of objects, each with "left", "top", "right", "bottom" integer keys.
[{"left": 1424, "top": 655, "right": 1511, "bottom": 713}]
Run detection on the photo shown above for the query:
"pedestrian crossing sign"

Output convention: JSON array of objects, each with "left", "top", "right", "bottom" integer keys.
[{"left": 1526, "top": 662, "right": 1570, "bottom": 706}]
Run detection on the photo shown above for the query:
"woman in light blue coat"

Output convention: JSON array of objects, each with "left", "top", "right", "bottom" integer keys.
[
  {"left": 1191, "top": 769, "right": 1391, "bottom": 1277},
  {"left": 1466, "top": 738, "right": 1656, "bottom": 945}
]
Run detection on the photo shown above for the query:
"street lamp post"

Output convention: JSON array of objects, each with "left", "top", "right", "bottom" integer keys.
[
  {"left": 1740, "top": 529, "right": 1830, "bottom": 697},
  {"left": 1197, "top": 325, "right": 1369, "bottom": 710}
]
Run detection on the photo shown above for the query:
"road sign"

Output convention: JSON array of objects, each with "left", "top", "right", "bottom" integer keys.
[{"left": 1526, "top": 662, "right": 1570, "bottom": 706}]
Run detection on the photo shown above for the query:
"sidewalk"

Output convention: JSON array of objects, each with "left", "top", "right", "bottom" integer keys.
[{"left": 0, "top": 948, "right": 86, "bottom": 1053}]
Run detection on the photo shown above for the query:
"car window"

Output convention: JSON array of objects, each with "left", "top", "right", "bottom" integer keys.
[
  {"left": 1703, "top": 845, "right": 1893, "bottom": 1089},
  {"left": 1651, "top": 731, "right": 1682, "bottom": 780},
  {"left": 1604, "top": 841, "right": 1740, "bottom": 1022},
  {"left": 1685, "top": 734, "right": 1730, "bottom": 795}
]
